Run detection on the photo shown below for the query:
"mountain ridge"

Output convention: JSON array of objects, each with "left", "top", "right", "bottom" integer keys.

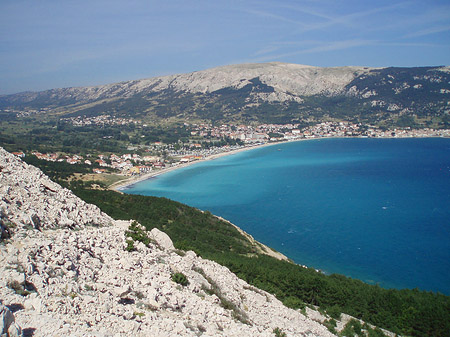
[
  {"left": 1, "top": 62, "right": 449, "bottom": 126},
  {"left": 1, "top": 62, "right": 373, "bottom": 104}
]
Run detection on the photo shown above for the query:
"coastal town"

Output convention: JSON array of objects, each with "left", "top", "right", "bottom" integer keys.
[{"left": 12, "top": 121, "right": 450, "bottom": 179}]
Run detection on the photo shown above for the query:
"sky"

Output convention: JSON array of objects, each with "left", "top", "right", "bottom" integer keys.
[{"left": 1, "top": 0, "right": 449, "bottom": 95}]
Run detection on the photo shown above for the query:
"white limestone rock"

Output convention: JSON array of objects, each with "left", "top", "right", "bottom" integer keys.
[
  {"left": 150, "top": 227, "right": 175, "bottom": 251},
  {"left": 0, "top": 147, "right": 338, "bottom": 336},
  {"left": 0, "top": 303, "right": 22, "bottom": 337},
  {"left": 0, "top": 147, "right": 112, "bottom": 237},
  {"left": 2, "top": 63, "right": 378, "bottom": 106}
]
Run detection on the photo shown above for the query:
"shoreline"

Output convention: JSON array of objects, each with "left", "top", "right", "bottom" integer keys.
[
  {"left": 109, "top": 140, "right": 291, "bottom": 191},
  {"left": 108, "top": 135, "right": 450, "bottom": 293},
  {"left": 109, "top": 135, "right": 448, "bottom": 191}
]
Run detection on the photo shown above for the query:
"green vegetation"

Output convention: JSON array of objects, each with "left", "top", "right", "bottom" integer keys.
[
  {"left": 125, "top": 239, "right": 135, "bottom": 252},
  {"left": 323, "top": 318, "right": 338, "bottom": 334},
  {"left": 273, "top": 327, "right": 287, "bottom": 337},
  {"left": 125, "top": 221, "right": 154, "bottom": 252},
  {"left": 71, "top": 188, "right": 450, "bottom": 337},
  {"left": 125, "top": 221, "right": 152, "bottom": 246},
  {"left": 24, "top": 155, "right": 92, "bottom": 184},
  {"left": 340, "top": 319, "right": 363, "bottom": 337},
  {"left": 14, "top": 152, "right": 450, "bottom": 336},
  {"left": 0, "top": 119, "right": 129, "bottom": 154},
  {"left": 338, "top": 319, "right": 388, "bottom": 337},
  {"left": 367, "top": 326, "right": 388, "bottom": 337},
  {"left": 0, "top": 115, "right": 240, "bottom": 157},
  {"left": 74, "top": 189, "right": 257, "bottom": 257},
  {"left": 171, "top": 272, "right": 189, "bottom": 287}
]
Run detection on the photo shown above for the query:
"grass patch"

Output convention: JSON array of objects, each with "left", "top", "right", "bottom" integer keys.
[
  {"left": 171, "top": 272, "right": 189, "bottom": 287},
  {"left": 273, "top": 327, "right": 287, "bottom": 337}
]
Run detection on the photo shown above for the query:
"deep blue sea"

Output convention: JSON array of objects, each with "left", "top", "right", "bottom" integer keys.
[{"left": 123, "top": 138, "right": 450, "bottom": 294}]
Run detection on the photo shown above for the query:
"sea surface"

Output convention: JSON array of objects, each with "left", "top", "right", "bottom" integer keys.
[{"left": 123, "top": 138, "right": 450, "bottom": 294}]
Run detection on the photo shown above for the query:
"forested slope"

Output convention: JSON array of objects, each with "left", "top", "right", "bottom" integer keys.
[{"left": 74, "top": 188, "right": 450, "bottom": 337}]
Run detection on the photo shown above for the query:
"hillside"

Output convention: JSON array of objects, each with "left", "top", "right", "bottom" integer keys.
[
  {"left": 5, "top": 148, "right": 450, "bottom": 337},
  {"left": 0, "top": 147, "right": 338, "bottom": 336},
  {"left": 1, "top": 62, "right": 449, "bottom": 126}
]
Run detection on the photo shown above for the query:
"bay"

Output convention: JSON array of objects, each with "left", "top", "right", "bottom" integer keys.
[{"left": 123, "top": 138, "right": 450, "bottom": 294}]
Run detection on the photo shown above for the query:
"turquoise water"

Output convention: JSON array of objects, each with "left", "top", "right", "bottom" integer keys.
[{"left": 123, "top": 138, "right": 450, "bottom": 294}]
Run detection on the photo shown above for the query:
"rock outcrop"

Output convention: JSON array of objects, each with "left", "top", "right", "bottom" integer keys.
[
  {"left": 0, "top": 147, "right": 112, "bottom": 234},
  {"left": 0, "top": 63, "right": 371, "bottom": 105},
  {"left": 0, "top": 148, "right": 335, "bottom": 336},
  {"left": 0, "top": 303, "right": 22, "bottom": 337}
]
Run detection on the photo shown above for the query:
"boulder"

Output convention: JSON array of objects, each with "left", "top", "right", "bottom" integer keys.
[
  {"left": 149, "top": 228, "right": 174, "bottom": 251},
  {"left": 0, "top": 303, "right": 22, "bottom": 337}
]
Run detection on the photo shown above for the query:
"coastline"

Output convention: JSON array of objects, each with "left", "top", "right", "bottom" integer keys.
[
  {"left": 109, "top": 135, "right": 449, "bottom": 191},
  {"left": 214, "top": 214, "right": 291, "bottom": 262},
  {"left": 109, "top": 140, "right": 290, "bottom": 191},
  {"left": 108, "top": 136, "right": 450, "bottom": 293}
]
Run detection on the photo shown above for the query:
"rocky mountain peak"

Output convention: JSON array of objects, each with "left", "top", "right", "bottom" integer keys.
[
  {"left": 0, "top": 62, "right": 373, "bottom": 104},
  {"left": 164, "top": 62, "right": 370, "bottom": 97},
  {"left": 1, "top": 62, "right": 448, "bottom": 126}
]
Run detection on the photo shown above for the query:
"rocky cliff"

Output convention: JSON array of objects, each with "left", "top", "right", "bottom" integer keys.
[{"left": 0, "top": 147, "right": 335, "bottom": 336}]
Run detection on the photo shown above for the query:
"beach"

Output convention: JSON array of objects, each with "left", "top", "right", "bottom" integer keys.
[
  {"left": 109, "top": 134, "right": 446, "bottom": 191},
  {"left": 109, "top": 141, "right": 286, "bottom": 191}
]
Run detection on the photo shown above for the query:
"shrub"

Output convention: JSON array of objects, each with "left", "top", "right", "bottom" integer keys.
[
  {"left": 125, "top": 239, "right": 135, "bottom": 252},
  {"left": 273, "top": 327, "right": 287, "bottom": 337},
  {"left": 125, "top": 221, "right": 152, "bottom": 246},
  {"left": 340, "top": 319, "right": 364, "bottom": 337},
  {"left": 367, "top": 327, "right": 387, "bottom": 337},
  {"left": 327, "top": 304, "right": 342, "bottom": 320},
  {"left": 324, "top": 318, "right": 337, "bottom": 335},
  {"left": 7, "top": 280, "right": 30, "bottom": 296},
  {"left": 283, "top": 296, "right": 305, "bottom": 310},
  {"left": 171, "top": 272, "right": 189, "bottom": 286}
]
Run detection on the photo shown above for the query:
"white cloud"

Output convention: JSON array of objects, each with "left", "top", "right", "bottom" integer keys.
[
  {"left": 251, "top": 39, "right": 375, "bottom": 62},
  {"left": 403, "top": 25, "right": 450, "bottom": 38}
]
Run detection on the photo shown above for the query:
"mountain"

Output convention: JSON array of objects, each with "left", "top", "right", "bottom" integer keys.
[
  {"left": 0, "top": 146, "right": 338, "bottom": 336},
  {"left": 1, "top": 62, "right": 449, "bottom": 126}
]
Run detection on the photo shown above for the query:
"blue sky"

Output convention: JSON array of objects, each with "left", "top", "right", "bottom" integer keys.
[{"left": 1, "top": 0, "right": 449, "bottom": 94}]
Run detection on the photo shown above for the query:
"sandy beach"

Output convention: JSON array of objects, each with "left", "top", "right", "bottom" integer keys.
[
  {"left": 109, "top": 140, "right": 288, "bottom": 191},
  {"left": 109, "top": 134, "right": 447, "bottom": 191}
]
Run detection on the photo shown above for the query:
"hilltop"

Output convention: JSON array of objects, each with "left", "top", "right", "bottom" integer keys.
[{"left": 1, "top": 62, "right": 449, "bottom": 126}]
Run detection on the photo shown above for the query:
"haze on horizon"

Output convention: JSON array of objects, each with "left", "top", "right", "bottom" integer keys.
[{"left": 1, "top": 0, "right": 449, "bottom": 95}]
